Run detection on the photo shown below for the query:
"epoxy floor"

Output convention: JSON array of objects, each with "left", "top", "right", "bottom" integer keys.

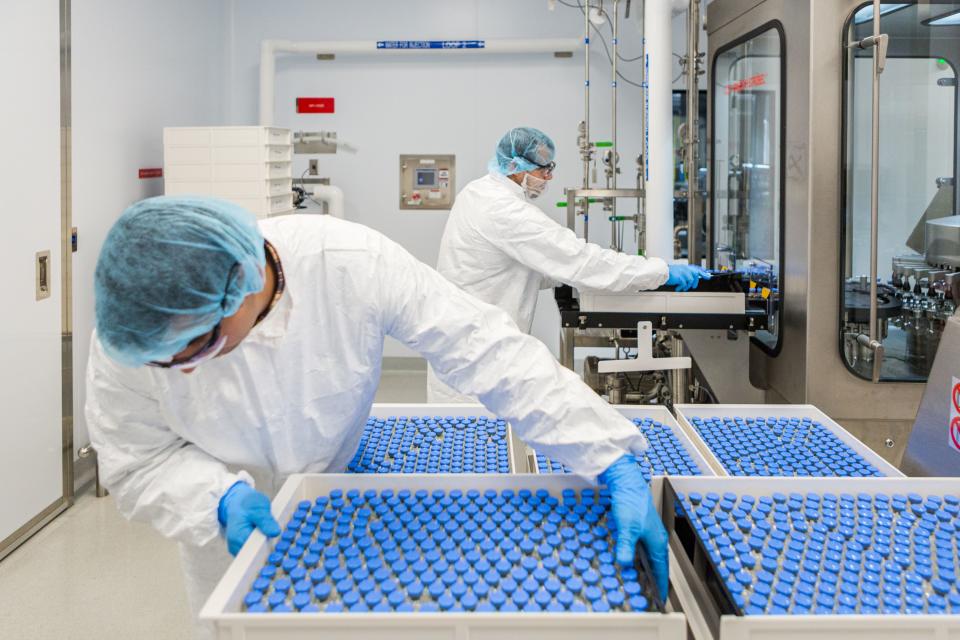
[{"left": 0, "top": 367, "right": 427, "bottom": 640}]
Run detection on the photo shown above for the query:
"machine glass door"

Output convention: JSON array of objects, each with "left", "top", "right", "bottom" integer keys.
[
  {"left": 711, "top": 24, "right": 785, "bottom": 354},
  {"left": 841, "top": 1, "right": 960, "bottom": 382}
]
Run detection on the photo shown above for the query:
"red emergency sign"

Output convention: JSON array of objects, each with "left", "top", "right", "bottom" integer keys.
[{"left": 296, "top": 97, "right": 335, "bottom": 114}]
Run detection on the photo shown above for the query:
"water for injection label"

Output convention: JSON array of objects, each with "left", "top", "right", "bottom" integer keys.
[{"left": 377, "top": 40, "right": 485, "bottom": 50}]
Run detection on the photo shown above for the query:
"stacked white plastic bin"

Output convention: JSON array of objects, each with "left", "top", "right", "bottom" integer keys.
[{"left": 163, "top": 126, "right": 294, "bottom": 218}]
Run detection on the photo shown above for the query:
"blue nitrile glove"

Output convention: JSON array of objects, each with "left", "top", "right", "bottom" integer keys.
[
  {"left": 666, "top": 264, "right": 712, "bottom": 292},
  {"left": 599, "top": 454, "right": 669, "bottom": 600},
  {"left": 218, "top": 481, "right": 281, "bottom": 556}
]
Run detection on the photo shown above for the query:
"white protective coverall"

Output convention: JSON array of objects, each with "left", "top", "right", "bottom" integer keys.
[
  {"left": 427, "top": 172, "right": 670, "bottom": 402},
  {"left": 85, "top": 215, "right": 648, "bottom": 637}
]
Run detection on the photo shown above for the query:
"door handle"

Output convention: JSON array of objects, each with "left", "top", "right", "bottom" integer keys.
[{"left": 36, "top": 250, "right": 51, "bottom": 300}]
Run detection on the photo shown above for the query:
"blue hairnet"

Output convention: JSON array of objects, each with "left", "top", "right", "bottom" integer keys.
[
  {"left": 95, "top": 196, "right": 266, "bottom": 367},
  {"left": 488, "top": 127, "right": 556, "bottom": 176}
]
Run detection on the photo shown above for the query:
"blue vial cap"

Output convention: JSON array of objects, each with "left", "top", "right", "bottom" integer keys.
[
  {"left": 312, "top": 583, "right": 331, "bottom": 601},
  {"left": 407, "top": 580, "right": 424, "bottom": 600},
  {"left": 584, "top": 585, "right": 603, "bottom": 603},
  {"left": 292, "top": 593, "right": 311, "bottom": 610}
]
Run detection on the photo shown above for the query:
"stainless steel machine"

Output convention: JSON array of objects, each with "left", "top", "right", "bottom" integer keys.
[
  {"left": 701, "top": 0, "right": 960, "bottom": 464},
  {"left": 557, "top": 0, "right": 960, "bottom": 467},
  {"left": 555, "top": 0, "right": 770, "bottom": 410}
]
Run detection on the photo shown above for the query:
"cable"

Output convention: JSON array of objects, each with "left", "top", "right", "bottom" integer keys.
[
  {"left": 696, "top": 382, "right": 719, "bottom": 404},
  {"left": 299, "top": 168, "right": 328, "bottom": 210},
  {"left": 591, "top": 23, "right": 646, "bottom": 88},
  {"left": 558, "top": 0, "right": 647, "bottom": 88}
]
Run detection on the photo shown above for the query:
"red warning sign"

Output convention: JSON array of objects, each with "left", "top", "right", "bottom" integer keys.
[
  {"left": 953, "top": 380, "right": 960, "bottom": 414},
  {"left": 951, "top": 417, "right": 960, "bottom": 451},
  {"left": 296, "top": 97, "right": 335, "bottom": 114},
  {"left": 138, "top": 167, "right": 163, "bottom": 179}
]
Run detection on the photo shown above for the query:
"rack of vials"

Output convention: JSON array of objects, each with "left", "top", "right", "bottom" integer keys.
[
  {"left": 345, "top": 405, "right": 524, "bottom": 474},
  {"left": 664, "top": 476, "right": 959, "bottom": 639},
  {"left": 674, "top": 405, "right": 903, "bottom": 478},
  {"left": 531, "top": 406, "right": 714, "bottom": 480},
  {"left": 348, "top": 404, "right": 713, "bottom": 479},
  {"left": 200, "top": 474, "right": 687, "bottom": 639}
]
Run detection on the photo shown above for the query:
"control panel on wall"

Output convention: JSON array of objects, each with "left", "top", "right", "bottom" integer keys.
[{"left": 399, "top": 154, "right": 455, "bottom": 210}]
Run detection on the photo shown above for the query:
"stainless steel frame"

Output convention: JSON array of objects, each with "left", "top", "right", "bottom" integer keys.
[
  {"left": 0, "top": 0, "right": 74, "bottom": 562},
  {"left": 60, "top": 0, "right": 74, "bottom": 503},
  {"left": 684, "top": 0, "right": 705, "bottom": 265},
  {"left": 707, "top": 0, "right": 924, "bottom": 465}
]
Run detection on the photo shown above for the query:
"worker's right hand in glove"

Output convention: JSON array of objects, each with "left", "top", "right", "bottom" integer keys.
[
  {"left": 666, "top": 264, "right": 712, "bottom": 292},
  {"left": 218, "top": 481, "right": 281, "bottom": 556},
  {"left": 599, "top": 454, "right": 670, "bottom": 601}
]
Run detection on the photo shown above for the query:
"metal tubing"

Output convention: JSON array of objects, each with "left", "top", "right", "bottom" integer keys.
[
  {"left": 611, "top": 0, "right": 620, "bottom": 251},
  {"left": 637, "top": 10, "right": 647, "bottom": 256},
  {"left": 668, "top": 333, "right": 688, "bottom": 404},
  {"left": 685, "top": 0, "right": 701, "bottom": 263},
  {"left": 869, "top": 0, "right": 880, "bottom": 346},
  {"left": 77, "top": 445, "right": 108, "bottom": 498},
  {"left": 866, "top": 0, "right": 884, "bottom": 383},
  {"left": 560, "top": 327, "right": 577, "bottom": 370},
  {"left": 584, "top": 2, "right": 591, "bottom": 191}
]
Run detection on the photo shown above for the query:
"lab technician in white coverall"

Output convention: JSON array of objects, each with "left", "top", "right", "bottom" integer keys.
[
  {"left": 427, "top": 127, "right": 710, "bottom": 402},
  {"left": 85, "top": 197, "right": 669, "bottom": 637}
]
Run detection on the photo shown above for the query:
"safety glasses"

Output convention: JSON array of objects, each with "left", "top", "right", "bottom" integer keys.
[
  {"left": 147, "top": 322, "right": 228, "bottom": 370},
  {"left": 534, "top": 161, "right": 556, "bottom": 177}
]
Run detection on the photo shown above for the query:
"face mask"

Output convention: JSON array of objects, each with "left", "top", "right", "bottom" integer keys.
[{"left": 520, "top": 173, "right": 548, "bottom": 200}]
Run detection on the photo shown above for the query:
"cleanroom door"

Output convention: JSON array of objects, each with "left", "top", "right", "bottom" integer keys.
[{"left": 0, "top": 0, "right": 67, "bottom": 556}]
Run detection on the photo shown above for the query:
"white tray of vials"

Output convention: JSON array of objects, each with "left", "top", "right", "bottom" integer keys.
[
  {"left": 350, "top": 404, "right": 532, "bottom": 474},
  {"left": 662, "top": 476, "right": 960, "bottom": 640},
  {"left": 530, "top": 406, "right": 716, "bottom": 479},
  {"left": 200, "top": 474, "right": 686, "bottom": 639},
  {"left": 673, "top": 404, "right": 903, "bottom": 478}
]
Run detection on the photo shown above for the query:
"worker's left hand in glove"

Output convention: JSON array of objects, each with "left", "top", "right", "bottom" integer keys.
[
  {"left": 599, "top": 454, "right": 670, "bottom": 600},
  {"left": 218, "top": 481, "right": 281, "bottom": 556}
]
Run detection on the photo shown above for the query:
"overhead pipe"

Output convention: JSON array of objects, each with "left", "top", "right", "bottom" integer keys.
[{"left": 260, "top": 38, "right": 582, "bottom": 126}]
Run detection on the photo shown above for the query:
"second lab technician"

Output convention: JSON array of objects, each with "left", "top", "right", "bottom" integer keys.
[{"left": 428, "top": 127, "right": 709, "bottom": 402}]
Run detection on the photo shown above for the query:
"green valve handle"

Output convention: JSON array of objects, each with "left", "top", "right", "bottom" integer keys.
[
  {"left": 594, "top": 141, "right": 613, "bottom": 148},
  {"left": 607, "top": 216, "right": 633, "bottom": 222},
  {"left": 556, "top": 198, "right": 600, "bottom": 207}
]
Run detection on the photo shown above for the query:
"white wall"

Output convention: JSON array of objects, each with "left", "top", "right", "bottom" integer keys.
[
  {"left": 225, "top": 0, "right": 662, "bottom": 356},
  {"left": 71, "top": 0, "right": 230, "bottom": 451}
]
